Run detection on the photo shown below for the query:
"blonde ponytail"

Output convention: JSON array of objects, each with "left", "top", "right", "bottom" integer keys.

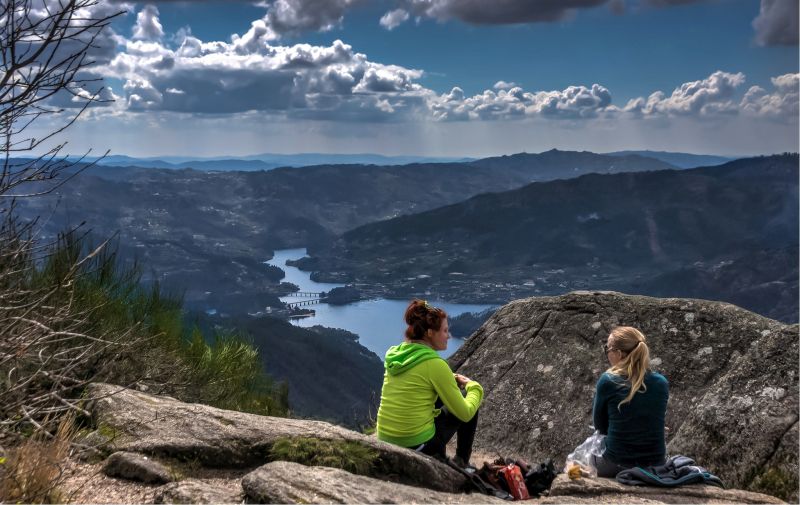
[{"left": 606, "top": 327, "right": 651, "bottom": 409}]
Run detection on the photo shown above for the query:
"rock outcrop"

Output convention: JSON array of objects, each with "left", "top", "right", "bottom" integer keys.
[
  {"left": 84, "top": 382, "right": 466, "bottom": 493},
  {"left": 449, "top": 291, "right": 799, "bottom": 502},
  {"left": 81, "top": 369, "right": 786, "bottom": 504}
]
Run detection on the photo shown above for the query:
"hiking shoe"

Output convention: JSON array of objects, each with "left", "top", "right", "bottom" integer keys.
[{"left": 451, "top": 455, "right": 477, "bottom": 473}]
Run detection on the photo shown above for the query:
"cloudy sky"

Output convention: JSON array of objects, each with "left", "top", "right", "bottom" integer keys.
[{"left": 47, "top": 0, "right": 799, "bottom": 158}]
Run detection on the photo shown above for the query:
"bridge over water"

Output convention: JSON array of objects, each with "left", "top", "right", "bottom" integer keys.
[
  {"left": 284, "top": 291, "right": 327, "bottom": 307},
  {"left": 285, "top": 291, "right": 324, "bottom": 298}
]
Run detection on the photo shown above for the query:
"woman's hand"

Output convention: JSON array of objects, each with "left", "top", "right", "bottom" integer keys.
[{"left": 454, "top": 373, "right": 472, "bottom": 388}]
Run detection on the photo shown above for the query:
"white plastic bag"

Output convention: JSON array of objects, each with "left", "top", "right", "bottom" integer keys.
[{"left": 564, "top": 430, "right": 605, "bottom": 479}]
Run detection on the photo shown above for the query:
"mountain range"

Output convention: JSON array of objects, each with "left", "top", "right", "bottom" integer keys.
[
  {"left": 307, "top": 154, "right": 799, "bottom": 322},
  {"left": 16, "top": 150, "right": 679, "bottom": 315},
  {"left": 71, "top": 153, "right": 474, "bottom": 172},
  {"left": 13, "top": 150, "right": 795, "bottom": 324},
  {"left": 69, "top": 149, "right": 735, "bottom": 172}
]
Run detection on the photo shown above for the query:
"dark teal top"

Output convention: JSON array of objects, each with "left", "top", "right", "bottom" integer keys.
[{"left": 592, "top": 371, "right": 669, "bottom": 466}]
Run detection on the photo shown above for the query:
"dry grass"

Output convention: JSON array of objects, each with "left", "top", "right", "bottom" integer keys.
[{"left": 0, "top": 416, "right": 77, "bottom": 504}]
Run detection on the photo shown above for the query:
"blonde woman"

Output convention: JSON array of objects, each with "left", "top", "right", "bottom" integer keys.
[{"left": 591, "top": 327, "right": 669, "bottom": 478}]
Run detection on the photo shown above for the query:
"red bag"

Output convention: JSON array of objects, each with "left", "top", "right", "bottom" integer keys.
[{"left": 498, "top": 464, "right": 530, "bottom": 500}]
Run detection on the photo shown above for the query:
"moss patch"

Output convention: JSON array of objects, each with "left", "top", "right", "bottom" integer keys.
[
  {"left": 750, "top": 466, "right": 799, "bottom": 503},
  {"left": 164, "top": 460, "right": 187, "bottom": 481},
  {"left": 269, "top": 437, "right": 379, "bottom": 476},
  {"left": 96, "top": 423, "right": 121, "bottom": 440},
  {"left": 72, "top": 422, "right": 121, "bottom": 461}
]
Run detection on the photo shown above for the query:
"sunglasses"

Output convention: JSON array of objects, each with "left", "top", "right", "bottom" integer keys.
[
  {"left": 602, "top": 343, "right": 618, "bottom": 355},
  {"left": 421, "top": 300, "right": 442, "bottom": 312}
]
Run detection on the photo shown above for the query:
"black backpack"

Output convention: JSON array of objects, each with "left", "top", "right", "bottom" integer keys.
[{"left": 446, "top": 457, "right": 558, "bottom": 500}]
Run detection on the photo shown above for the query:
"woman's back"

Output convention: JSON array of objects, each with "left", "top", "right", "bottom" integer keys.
[{"left": 593, "top": 370, "right": 669, "bottom": 466}]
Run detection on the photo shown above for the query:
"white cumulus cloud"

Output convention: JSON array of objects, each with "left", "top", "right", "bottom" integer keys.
[
  {"left": 90, "top": 7, "right": 428, "bottom": 121},
  {"left": 230, "top": 19, "right": 280, "bottom": 53},
  {"left": 493, "top": 81, "right": 518, "bottom": 90},
  {"left": 431, "top": 83, "right": 613, "bottom": 121},
  {"left": 740, "top": 73, "right": 799, "bottom": 120},
  {"left": 263, "top": 0, "right": 362, "bottom": 36},
  {"left": 124, "top": 78, "right": 163, "bottom": 110},
  {"left": 380, "top": 9, "right": 411, "bottom": 30},
  {"left": 623, "top": 71, "right": 745, "bottom": 117},
  {"left": 77, "top": 5, "right": 798, "bottom": 129},
  {"left": 132, "top": 4, "right": 164, "bottom": 40}
]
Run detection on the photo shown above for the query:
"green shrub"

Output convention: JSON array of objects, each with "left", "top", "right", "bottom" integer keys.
[
  {"left": 270, "top": 437, "right": 379, "bottom": 475},
  {"left": 1, "top": 230, "right": 288, "bottom": 436},
  {"left": 185, "top": 328, "right": 289, "bottom": 416}
]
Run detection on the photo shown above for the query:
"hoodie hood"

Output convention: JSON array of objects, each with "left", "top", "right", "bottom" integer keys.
[{"left": 384, "top": 342, "right": 440, "bottom": 375}]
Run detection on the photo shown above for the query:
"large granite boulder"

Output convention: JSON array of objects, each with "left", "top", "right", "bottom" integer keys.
[
  {"left": 83, "top": 383, "right": 466, "bottom": 493},
  {"left": 667, "top": 322, "right": 799, "bottom": 500},
  {"left": 241, "top": 461, "right": 505, "bottom": 504},
  {"left": 449, "top": 291, "right": 798, "bottom": 502}
]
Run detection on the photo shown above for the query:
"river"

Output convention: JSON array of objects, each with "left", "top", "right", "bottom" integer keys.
[{"left": 265, "top": 248, "right": 495, "bottom": 359}]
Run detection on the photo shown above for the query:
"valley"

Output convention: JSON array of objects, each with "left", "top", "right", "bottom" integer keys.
[
  {"left": 15, "top": 149, "right": 682, "bottom": 317},
  {"left": 12, "top": 150, "right": 797, "bottom": 423}
]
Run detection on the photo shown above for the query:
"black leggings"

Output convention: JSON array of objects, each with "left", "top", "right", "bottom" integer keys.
[
  {"left": 419, "top": 402, "right": 479, "bottom": 462},
  {"left": 591, "top": 453, "right": 632, "bottom": 478},
  {"left": 591, "top": 452, "right": 667, "bottom": 478}
]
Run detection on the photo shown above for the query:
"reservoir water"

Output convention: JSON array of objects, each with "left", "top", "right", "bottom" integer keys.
[{"left": 266, "top": 248, "right": 495, "bottom": 359}]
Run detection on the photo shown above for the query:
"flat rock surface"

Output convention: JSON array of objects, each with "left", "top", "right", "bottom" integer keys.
[
  {"left": 85, "top": 383, "right": 466, "bottom": 493},
  {"left": 449, "top": 291, "right": 798, "bottom": 501},
  {"left": 241, "top": 461, "right": 506, "bottom": 504},
  {"left": 547, "top": 475, "right": 785, "bottom": 504},
  {"left": 153, "top": 479, "right": 244, "bottom": 504}
]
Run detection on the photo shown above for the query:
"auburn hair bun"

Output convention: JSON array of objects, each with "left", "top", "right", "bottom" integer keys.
[{"left": 404, "top": 299, "right": 447, "bottom": 340}]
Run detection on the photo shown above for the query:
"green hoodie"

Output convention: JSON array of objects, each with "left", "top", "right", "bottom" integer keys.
[
  {"left": 384, "top": 340, "right": 440, "bottom": 375},
  {"left": 376, "top": 342, "right": 484, "bottom": 448}
]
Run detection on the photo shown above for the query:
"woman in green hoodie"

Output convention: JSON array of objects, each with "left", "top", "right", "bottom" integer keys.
[{"left": 376, "top": 299, "right": 484, "bottom": 466}]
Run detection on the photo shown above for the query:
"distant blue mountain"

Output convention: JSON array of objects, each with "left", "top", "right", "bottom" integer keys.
[
  {"left": 78, "top": 153, "right": 474, "bottom": 171},
  {"left": 243, "top": 152, "right": 474, "bottom": 166},
  {"left": 82, "top": 150, "right": 734, "bottom": 172},
  {"left": 605, "top": 150, "right": 735, "bottom": 169}
]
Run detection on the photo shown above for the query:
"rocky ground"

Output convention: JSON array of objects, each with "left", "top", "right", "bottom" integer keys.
[
  {"left": 56, "top": 381, "right": 788, "bottom": 504},
  {"left": 60, "top": 458, "right": 785, "bottom": 504}
]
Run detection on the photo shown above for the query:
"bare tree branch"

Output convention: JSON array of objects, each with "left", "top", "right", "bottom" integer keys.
[
  {"left": 1, "top": 0, "right": 123, "bottom": 199},
  {"left": 0, "top": 0, "right": 139, "bottom": 438}
]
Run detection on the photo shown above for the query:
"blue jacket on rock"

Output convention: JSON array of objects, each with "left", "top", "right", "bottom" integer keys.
[{"left": 616, "top": 455, "right": 725, "bottom": 488}]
